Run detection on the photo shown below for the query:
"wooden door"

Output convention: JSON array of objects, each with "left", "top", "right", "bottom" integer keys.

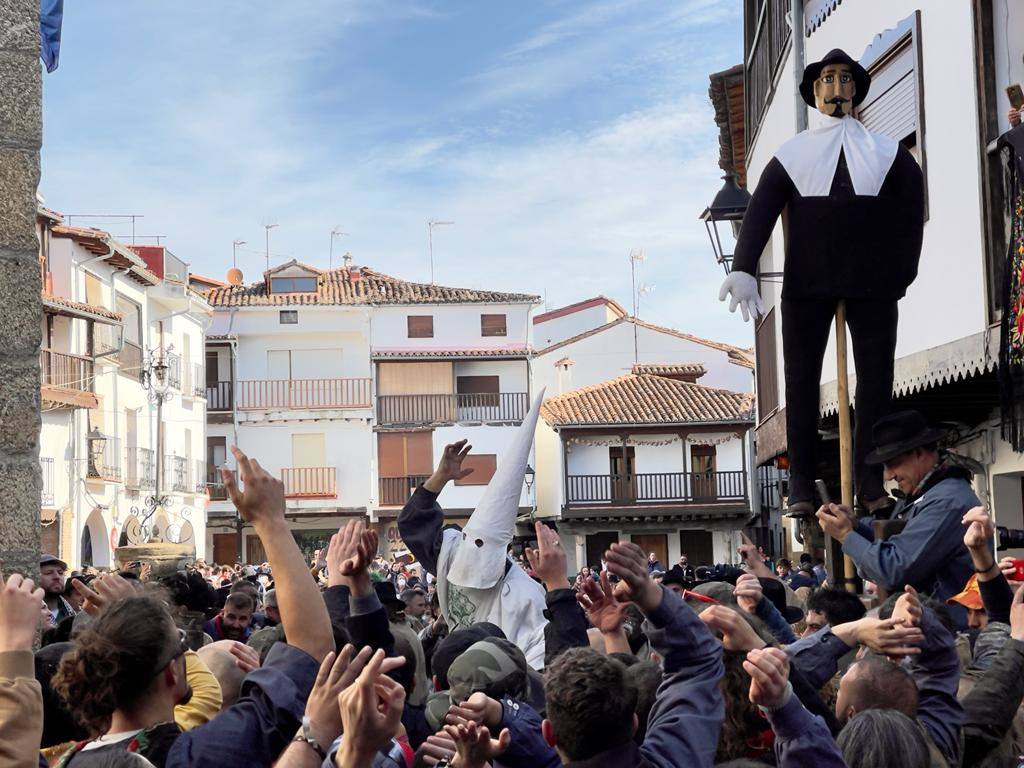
[
  {"left": 378, "top": 431, "right": 433, "bottom": 505},
  {"left": 212, "top": 533, "right": 237, "bottom": 565},
  {"left": 585, "top": 531, "right": 619, "bottom": 570},
  {"left": 632, "top": 534, "right": 668, "bottom": 570},
  {"left": 691, "top": 445, "right": 717, "bottom": 500},
  {"left": 609, "top": 446, "right": 635, "bottom": 502},
  {"left": 246, "top": 535, "right": 267, "bottom": 565},
  {"left": 679, "top": 529, "right": 714, "bottom": 568}
]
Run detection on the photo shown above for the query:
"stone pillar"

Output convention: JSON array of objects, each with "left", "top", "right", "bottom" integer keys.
[{"left": 0, "top": 0, "right": 42, "bottom": 574}]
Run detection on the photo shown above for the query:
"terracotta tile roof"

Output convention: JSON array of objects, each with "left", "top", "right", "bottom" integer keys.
[
  {"left": 631, "top": 363, "right": 706, "bottom": 379},
  {"left": 533, "top": 295, "right": 627, "bottom": 325},
  {"left": 204, "top": 265, "right": 541, "bottom": 307},
  {"left": 189, "top": 273, "right": 228, "bottom": 289},
  {"left": 51, "top": 226, "right": 160, "bottom": 286},
  {"left": 541, "top": 373, "right": 753, "bottom": 427},
  {"left": 42, "top": 293, "right": 123, "bottom": 323},
  {"left": 372, "top": 346, "right": 532, "bottom": 360},
  {"left": 537, "top": 316, "right": 752, "bottom": 361}
]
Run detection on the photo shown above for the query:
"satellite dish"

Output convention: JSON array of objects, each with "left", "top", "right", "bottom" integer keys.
[{"left": 122, "top": 516, "right": 145, "bottom": 545}]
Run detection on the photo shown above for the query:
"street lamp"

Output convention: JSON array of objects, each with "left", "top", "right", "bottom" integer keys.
[
  {"left": 523, "top": 464, "right": 535, "bottom": 495},
  {"left": 86, "top": 427, "right": 107, "bottom": 478},
  {"left": 132, "top": 351, "right": 177, "bottom": 539},
  {"left": 699, "top": 172, "right": 751, "bottom": 274}
]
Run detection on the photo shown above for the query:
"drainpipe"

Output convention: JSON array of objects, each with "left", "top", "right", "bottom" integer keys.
[{"left": 791, "top": 0, "right": 808, "bottom": 132}]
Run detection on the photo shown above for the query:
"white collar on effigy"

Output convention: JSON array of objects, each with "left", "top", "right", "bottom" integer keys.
[{"left": 774, "top": 113, "right": 899, "bottom": 198}]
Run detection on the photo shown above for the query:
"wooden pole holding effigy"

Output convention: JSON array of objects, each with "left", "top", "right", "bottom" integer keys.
[{"left": 829, "top": 301, "right": 854, "bottom": 591}]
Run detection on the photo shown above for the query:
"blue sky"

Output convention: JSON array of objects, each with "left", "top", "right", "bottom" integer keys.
[{"left": 40, "top": 0, "right": 749, "bottom": 346}]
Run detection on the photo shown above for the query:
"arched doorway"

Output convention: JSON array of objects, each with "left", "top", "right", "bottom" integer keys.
[{"left": 82, "top": 507, "right": 110, "bottom": 568}]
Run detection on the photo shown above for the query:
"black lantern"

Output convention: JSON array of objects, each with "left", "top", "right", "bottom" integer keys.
[
  {"left": 86, "top": 427, "right": 107, "bottom": 477},
  {"left": 523, "top": 463, "right": 535, "bottom": 494},
  {"left": 152, "top": 357, "right": 169, "bottom": 388},
  {"left": 699, "top": 171, "right": 751, "bottom": 274}
]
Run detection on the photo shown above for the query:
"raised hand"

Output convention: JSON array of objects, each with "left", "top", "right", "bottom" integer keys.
[
  {"left": 206, "top": 639, "right": 261, "bottom": 673},
  {"left": 853, "top": 616, "right": 923, "bottom": 659},
  {"left": 962, "top": 506, "right": 995, "bottom": 551},
  {"left": 603, "top": 541, "right": 662, "bottom": 613},
  {"left": 0, "top": 573, "right": 46, "bottom": 652},
  {"left": 524, "top": 521, "right": 569, "bottom": 590},
  {"left": 737, "top": 532, "right": 773, "bottom": 578},
  {"left": 337, "top": 649, "right": 407, "bottom": 768},
  {"left": 891, "top": 585, "right": 923, "bottom": 629},
  {"left": 71, "top": 572, "right": 136, "bottom": 617},
  {"left": 326, "top": 519, "right": 378, "bottom": 592},
  {"left": 578, "top": 571, "right": 630, "bottom": 635},
  {"left": 734, "top": 573, "right": 764, "bottom": 614},
  {"left": 442, "top": 721, "right": 511, "bottom": 768},
  {"left": 744, "top": 647, "right": 791, "bottom": 708},
  {"left": 1000, "top": 556, "right": 1024, "bottom": 584},
  {"left": 699, "top": 604, "right": 767, "bottom": 652},
  {"left": 445, "top": 691, "right": 502, "bottom": 729},
  {"left": 223, "top": 446, "right": 285, "bottom": 527},
  {"left": 816, "top": 504, "right": 854, "bottom": 542},
  {"left": 419, "top": 733, "right": 459, "bottom": 767},
  {"left": 425, "top": 440, "right": 474, "bottom": 493}
]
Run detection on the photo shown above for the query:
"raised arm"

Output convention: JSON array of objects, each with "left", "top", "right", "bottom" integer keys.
[
  {"left": 963, "top": 506, "right": 1014, "bottom": 624},
  {"left": 224, "top": 447, "right": 333, "bottom": 662},
  {"left": 526, "top": 521, "right": 589, "bottom": 664},
  {"left": 0, "top": 573, "right": 45, "bottom": 768},
  {"left": 398, "top": 440, "right": 473, "bottom": 575},
  {"left": 603, "top": 542, "right": 724, "bottom": 768},
  {"left": 730, "top": 157, "right": 794, "bottom": 276}
]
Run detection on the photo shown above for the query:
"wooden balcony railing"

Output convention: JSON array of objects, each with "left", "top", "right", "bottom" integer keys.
[
  {"left": 282, "top": 466, "right": 337, "bottom": 498},
  {"left": 87, "top": 436, "right": 122, "bottom": 482},
  {"left": 378, "top": 475, "right": 430, "bottom": 507},
  {"left": 40, "top": 457, "right": 54, "bottom": 506},
  {"left": 207, "top": 467, "right": 233, "bottom": 501},
  {"left": 114, "top": 341, "right": 144, "bottom": 381},
  {"left": 165, "top": 454, "right": 188, "bottom": 493},
  {"left": 125, "top": 447, "right": 155, "bottom": 489},
  {"left": 377, "top": 392, "right": 529, "bottom": 426},
  {"left": 565, "top": 471, "right": 748, "bottom": 507},
  {"left": 207, "top": 381, "right": 233, "bottom": 411},
  {"left": 237, "top": 378, "right": 372, "bottom": 410},
  {"left": 40, "top": 349, "right": 94, "bottom": 391}
]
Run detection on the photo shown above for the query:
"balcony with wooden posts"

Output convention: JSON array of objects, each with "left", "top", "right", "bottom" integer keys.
[
  {"left": 236, "top": 378, "right": 372, "bottom": 411},
  {"left": 563, "top": 470, "right": 749, "bottom": 519},
  {"left": 207, "top": 381, "right": 233, "bottom": 411},
  {"left": 125, "top": 447, "right": 155, "bottom": 490},
  {"left": 378, "top": 475, "right": 430, "bottom": 507},
  {"left": 40, "top": 348, "right": 98, "bottom": 409},
  {"left": 376, "top": 392, "right": 529, "bottom": 426},
  {"left": 281, "top": 466, "right": 337, "bottom": 499}
]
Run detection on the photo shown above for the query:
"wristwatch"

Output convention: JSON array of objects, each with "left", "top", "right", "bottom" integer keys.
[{"left": 292, "top": 716, "right": 327, "bottom": 761}]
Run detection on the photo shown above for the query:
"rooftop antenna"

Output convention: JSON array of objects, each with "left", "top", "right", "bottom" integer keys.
[
  {"left": 629, "top": 248, "right": 646, "bottom": 363},
  {"left": 330, "top": 226, "right": 348, "bottom": 270},
  {"left": 263, "top": 222, "right": 279, "bottom": 277},
  {"left": 427, "top": 219, "right": 454, "bottom": 284},
  {"left": 232, "top": 239, "right": 246, "bottom": 267}
]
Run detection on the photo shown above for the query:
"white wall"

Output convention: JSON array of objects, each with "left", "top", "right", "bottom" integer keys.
[
  {"left": 533, "top": 321, "right": 753, "bottom": 396},
  {"left": 534, "top": 303, "right": 620, "bottom": 348},
  {"left": 371, "top": 304, "right": 533, "bottom": 349}
]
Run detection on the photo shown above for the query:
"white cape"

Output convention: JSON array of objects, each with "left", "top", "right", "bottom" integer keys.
[{"left": 774, "top": 113, "right": 898, "bottom": 197}]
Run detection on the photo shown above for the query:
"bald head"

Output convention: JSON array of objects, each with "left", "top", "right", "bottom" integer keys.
[{"left": 836, "top": 656, "right": 918, "bottom": 725}]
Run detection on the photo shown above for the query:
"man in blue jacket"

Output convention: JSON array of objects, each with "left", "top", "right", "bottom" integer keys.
[{"left": 816, "top": 410, "right": 976, "bottom": 626}]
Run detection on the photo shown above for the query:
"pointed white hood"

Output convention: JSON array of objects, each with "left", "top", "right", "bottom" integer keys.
[{"left": 446, "top": 390, "right": 545, "bottom": 590}]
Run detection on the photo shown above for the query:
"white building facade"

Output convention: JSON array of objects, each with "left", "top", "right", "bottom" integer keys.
[
  {"left": 39, "top": 210, "right": 210, "bottom": 568},
  {"left": 202, "top": 259, "right": 540, "bottom": 564},
  {"left": 709, "top": 0, "right": 1024, "bottom": 553}
]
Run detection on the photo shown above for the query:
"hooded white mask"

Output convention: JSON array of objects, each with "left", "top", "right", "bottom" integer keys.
[{"left": 435, "top": 391, "right": 549, "bottom": 668}]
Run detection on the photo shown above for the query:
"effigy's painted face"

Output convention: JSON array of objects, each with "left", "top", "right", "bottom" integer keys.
[{"left": 814, "top": 63, "right": 856, "bottom": 117}]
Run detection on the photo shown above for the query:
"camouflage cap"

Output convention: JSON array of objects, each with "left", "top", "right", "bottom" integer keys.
[
  {"left": 424, "top": 690, "right": 454, "bottom": 733},
  {"left": 446, "top": 637, "right": 530, "bottom": 704}
]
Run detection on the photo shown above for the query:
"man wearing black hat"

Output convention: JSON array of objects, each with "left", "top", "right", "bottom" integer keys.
[
  {"left": 40, "top": 554, "right": 75, "bottom": 626},
  {"left": 816, "top": 411, "right": 976, "bottom": 621},
  {"left": 720, "top": 49, "right": 925, "bottom": 520}
]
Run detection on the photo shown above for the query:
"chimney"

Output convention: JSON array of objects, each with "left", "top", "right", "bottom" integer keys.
[
  {"left": 226, "top": 267, "right": 243, "bottom": 286},
  {"left": 342, "top": 252, "right": 353, "bottom": 270},
  {"left": 555, "top": 357, "right": 575, "bottom": 394}
]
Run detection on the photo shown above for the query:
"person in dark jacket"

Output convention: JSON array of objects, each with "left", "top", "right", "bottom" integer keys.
[
  {"left": 540, "top": 541, "right": 723, "bottom": 767},
  {"left": 817, "top": 411, "right": 977, "bottom": 626},
  {"left": 719, "top": 48, "right": 925, "bottom": 521}
]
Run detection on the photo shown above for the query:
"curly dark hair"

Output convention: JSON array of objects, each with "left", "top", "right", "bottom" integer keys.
[
  {"left": 52, "top": 596, "right": 178, "bottom": 734},
  {"left": 543, "top": 647, "right": 637, "bottom": 761},
  {"left": 715, "top": 650, "right": 764, "bottom": 763},
  {"left": 160, "top": 570, "right": 216, "bottom": 615}
]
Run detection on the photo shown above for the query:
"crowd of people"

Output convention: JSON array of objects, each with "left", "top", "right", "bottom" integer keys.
[{"left": 3, "top": 414, "right": 1024, "bottom": 767}]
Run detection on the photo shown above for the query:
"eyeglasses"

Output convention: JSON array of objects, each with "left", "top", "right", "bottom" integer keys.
[{"left": 152, "top": 628, "right": 189, "bottom": 677}]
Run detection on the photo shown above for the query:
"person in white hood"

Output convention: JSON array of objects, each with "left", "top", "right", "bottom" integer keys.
[{"left": 397, "top": 394, "right": 548, "bottom": 669}]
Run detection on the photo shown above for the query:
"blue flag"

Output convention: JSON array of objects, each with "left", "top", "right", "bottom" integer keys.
[{"left": 40, "top": 0, "right": 63, "bottom": 73}]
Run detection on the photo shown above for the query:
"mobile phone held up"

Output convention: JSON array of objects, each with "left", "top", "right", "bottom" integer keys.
[{"left": 1008, "top": 83, "right": 1024, "bottom": 111}]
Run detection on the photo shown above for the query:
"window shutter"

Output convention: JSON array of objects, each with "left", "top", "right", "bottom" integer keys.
[
  {"left": 481, "top": 314, "right": 507, "bottom": 337},
  {"left": 407, "top": 315, "right": 434, "bottom": 338},
  {"left": 455, "top": 454, "right": 498, "bottom": 485},
  {"left": 858, "top": 40, "right": 916, "bottom": 142},
  {"left": 755, "top": 308, "right": 778, "bottom": 417}
]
